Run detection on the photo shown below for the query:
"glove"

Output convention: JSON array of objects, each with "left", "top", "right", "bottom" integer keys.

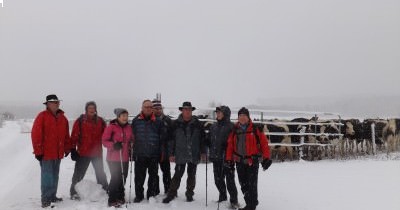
[
  {"left": 113, "top": 142, "right": 123, "bottom": 150},
  {"left": 261, "top": 159, "right": 272, "bottom": 171},
  {"left": 71, "top": 149, "right": 80, "bottom": 161},
  {"left": 35, "top": 155, "right": 43, "bottom": 161},
  {"left": 224, "top": 160, "right": 235, "bottom": 172}
]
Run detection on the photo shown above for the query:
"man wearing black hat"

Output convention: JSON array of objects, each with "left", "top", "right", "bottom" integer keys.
[
  {"left": 152, "top": 99, "right": 173, "bottom": 195},
  {"left": 163, "top": 101, "right": 206, "bottom": 203},
  {"left": 31, "top": 94, "right": 71, "bottom": 208},
  {"left": 208, "top": 106, "right": 238, "bottom": 208},
  {"left": 225, "top": 107, "right": 272, "bottom": 210},
  {"left": 69, "top": 101, "right": 109, "bottom": 200}
]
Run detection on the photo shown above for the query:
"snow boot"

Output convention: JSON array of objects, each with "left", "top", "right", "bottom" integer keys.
[
  {"left": 186, "top": 195, "right": 194, "bottom": 202},
  {"left": 133, "top": 197, "right": 143, "bottom": 203},
  {"left": 230, "top": 201, "right": 240, "bottom": 209},
  {"left": 162, "top": 195, "right": 175, "bottom": 203},
  {"left": 50, "top": 197, "right": 63, "bottom": 203},
  {"left": 218, "top": 194, "right": 227, "bottom": 202},
  {"left": 70, "top": 194, "right": 80, "bottom": 201},
  {"left": 108, "top": 201, "right": 121, "bottom": 208}
]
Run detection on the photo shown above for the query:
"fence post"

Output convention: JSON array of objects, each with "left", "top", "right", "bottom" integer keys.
[
  {"left": 371, "top": 123, "right": 376, "bottom": 155},
  {"left": 299, "top": 126, "right": 306, "bottom": 159}
]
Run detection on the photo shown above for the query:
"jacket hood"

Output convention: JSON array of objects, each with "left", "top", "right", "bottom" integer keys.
[{"left": 218, "top": 106, "right": 231, "bottom": 122}]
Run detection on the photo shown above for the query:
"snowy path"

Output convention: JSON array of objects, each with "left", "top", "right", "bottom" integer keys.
[{"left": 0, "top": 120, "right": 399, "bottom": 210}]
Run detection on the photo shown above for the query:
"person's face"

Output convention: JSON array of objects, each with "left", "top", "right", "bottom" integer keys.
[
  {"left": 238, "top": 114, "right": 249, "bottom": 125},
  {"left": 142, "top": 101, "right": 153, "bottom": 116},
  {"left": 153, "top": 106, "right": 163, "bottom": 117},
  {"left": 46, "top": 101, "right": 60, "bottom": 113},
  {"left": 118, "top": 113, "right": 129, "bottom": 124},
  {"left": 182, "top": 108, "right": 192, "bottom": 120},
  {"left": 216, "top": 110, "right": 224, "bottom": 121},
  {"left": 86, "top": 105, "right": 96, "bottom": 117}
]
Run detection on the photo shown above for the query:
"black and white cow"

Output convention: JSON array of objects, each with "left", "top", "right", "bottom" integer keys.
[
  {"left": 361, "top": 119, "right": 388, "bottom": 154},
  {"left": 264, "top": 121, "right": 293, "bottom": 161},
  {"left": 338, "top": 119, "right": 363, "bottom": 156}
]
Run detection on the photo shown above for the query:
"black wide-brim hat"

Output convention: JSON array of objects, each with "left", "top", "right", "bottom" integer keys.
[
  {"left": 179, "top": 101, "right": 196, "bottom": 111},
  {"left": 43, "top": 94, "right": 62, "bottom": 104}
]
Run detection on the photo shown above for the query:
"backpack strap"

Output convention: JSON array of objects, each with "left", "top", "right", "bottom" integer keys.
[{"left": 77, "top": 114, "right": 84, "bottom": 145}]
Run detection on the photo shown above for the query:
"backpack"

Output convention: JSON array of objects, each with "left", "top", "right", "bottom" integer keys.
[{"left": 232, "top": 124, "right": 262, "bottom": 159}]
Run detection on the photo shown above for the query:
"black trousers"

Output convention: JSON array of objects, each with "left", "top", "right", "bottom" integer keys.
[
  {"left": 167, "top": 163, "right": 197, "bottom": 198},
  {"left": 107, "top": 161, "right": 128, "bottom": 203},
  {"left": 134, "top": 157, "right": 159, "bottom": 199},
  {"left": 70, "top": 156, "right": 108, "bottom": 196},
  {"left": 159, "top": 160, "right": 171, "bottom": 194},
  {"left": 236, "top": 161, "right": 259, "bottom": 209},
  {"left": 213, "top": 161, "right": 238, "bottom": 203}
]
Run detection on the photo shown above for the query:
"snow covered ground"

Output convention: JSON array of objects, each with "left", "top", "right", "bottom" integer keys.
[{"left": 0, "top": 120, "right": 399, "bottom": 210}]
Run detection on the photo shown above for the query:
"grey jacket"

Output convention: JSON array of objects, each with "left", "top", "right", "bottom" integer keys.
[{"left": 169, "top": 114, "right": 206, "bottom": 164}]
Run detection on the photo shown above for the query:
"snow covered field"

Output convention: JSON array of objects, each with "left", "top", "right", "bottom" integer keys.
[{"left": 0, "top": 120, "right": 399, "bottom": 210}]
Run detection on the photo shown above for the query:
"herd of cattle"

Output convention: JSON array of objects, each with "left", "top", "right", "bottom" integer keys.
[
  {"left": 253, "top": 118, "right": 400, "bottom": 161},
  {"left": 200, "top": 116, "right": 400, "bottom": 161}
]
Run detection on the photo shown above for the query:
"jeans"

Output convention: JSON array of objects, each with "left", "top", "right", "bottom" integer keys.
[{"left": 40, "top": 159, "right": 61, "bottom": 203}]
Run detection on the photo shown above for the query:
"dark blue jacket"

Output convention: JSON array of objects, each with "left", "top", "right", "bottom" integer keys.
[{"left": 131, "top": 113, "right": 164, "bottom": 158}]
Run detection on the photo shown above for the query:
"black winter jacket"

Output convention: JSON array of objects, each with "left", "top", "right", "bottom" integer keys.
[{"left": 169, "top": 115, "right": 206, "bottom": 164}]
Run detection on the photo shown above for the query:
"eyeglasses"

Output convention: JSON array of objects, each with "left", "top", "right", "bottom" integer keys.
[{"left": 49, "top": 101, "right": 60, "bottom": 104}]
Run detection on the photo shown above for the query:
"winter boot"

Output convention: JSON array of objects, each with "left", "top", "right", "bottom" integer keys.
[
  {"left": 108, "top": 201, "right": 121, "bottom": 208},
  {"left": 230, "top": 201, "right": 240, "bottom": 209},
  {"left": 51, "top": 197, "right": 63, "bottom": 203},
  {"left": 186, "top": 195, "right": 194, "bottom": 202},
  {"left": 133, "top": 197, "right": 143, "bottom": 203},
  {"left": 70, "top": 193, "right": 80, "bottom": 201},
  {"left": 218, "top": 194, "right": 227, "bottom": 202},
  {"left": 41, "top": 201, "right": 51, "bottom": 208},
  {"left": 162, "top": 194, "right": 175, "bottom": 203}
]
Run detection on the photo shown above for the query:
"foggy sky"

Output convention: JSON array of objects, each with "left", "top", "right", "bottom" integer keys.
[{"left": 1, "top": 0, "right": 399, "bottom": 115}]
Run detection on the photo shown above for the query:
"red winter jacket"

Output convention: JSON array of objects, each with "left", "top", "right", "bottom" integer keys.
[
  {"left": 31, "top": 109, "right": 71, "bottom": 160},
  {"left": 226, "top": 121, "right": 270, "bottom": 166},
  {"left": 71, "top": 114, "right": 106, "bottom": 157}
]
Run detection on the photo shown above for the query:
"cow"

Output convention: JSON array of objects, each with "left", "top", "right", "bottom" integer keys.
[
  {"left": 288, "top": 118, "right": 322, "bottom": 161},
  {"left": 361, "top": 119, "right": 388, "bottom": 154},
  {"left": 264, "top": 121, "right": 293, "bottom": 161},
  {"left": 383, "top": 119, "right": 400, "bottom": 154},
  {"left": 337, "top": 119, "right": 363, "bottom": 157}
]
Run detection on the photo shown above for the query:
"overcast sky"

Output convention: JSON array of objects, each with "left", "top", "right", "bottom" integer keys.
[{"left": 1, "top": 0, "right": 399, "bottom": 113}]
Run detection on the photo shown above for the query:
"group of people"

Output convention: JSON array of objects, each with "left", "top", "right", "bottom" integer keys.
[{"left": 31, "top": 94, "right": 272, "bottom": 210}]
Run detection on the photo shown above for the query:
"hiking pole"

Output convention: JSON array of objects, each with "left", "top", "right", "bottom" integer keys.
[
  {"left": 129, "top": 143, "right": 133, "bottom": 204},
  {"left": 206, "top": 153, "right": 208, "bottom": 207},
  {"left": 217, "top": 155, "right": 225, "bottom": 210},
  {"left": 119, "top": 149, "right": 128, "bottom": 208}
]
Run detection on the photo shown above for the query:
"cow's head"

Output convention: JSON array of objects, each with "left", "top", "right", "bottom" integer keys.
[{"left": 345, "top": 121, "right": 355, "bottom": 136}]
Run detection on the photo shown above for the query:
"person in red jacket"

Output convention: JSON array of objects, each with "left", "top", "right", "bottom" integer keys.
[
  {"left": 31, "top": 94, "right": 71, "bottom": 208},
  {"left": 69, "top": 101, "right": 108, "bottom": 200},
  {"left": 225, "top": 107, "right": 272, "bottom": 210}
]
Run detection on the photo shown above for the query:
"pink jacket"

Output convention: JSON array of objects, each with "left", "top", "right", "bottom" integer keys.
[{"left": 102, "top": 120, "right": 134, "bottom": 162}]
